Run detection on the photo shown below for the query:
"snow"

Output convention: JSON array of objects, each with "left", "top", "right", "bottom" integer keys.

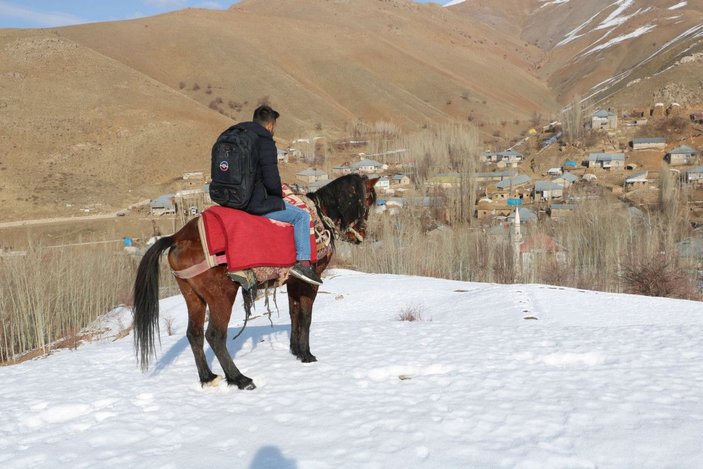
[
  {"left": 556, "top": 0, "right": 651, "bottom": 48},
  {"left": 595, "top": 0, "right": 635, "bottom": 30},
  {"left": 668, "top": 1, "right": 688, "bottom": 10},
  {"left": 1, "top": 269, "right": 703, "bottom": 468},
  {"left": 583, "top": 23, "right": 656, "bottom": 55},
  {"left": 540, "top": 0, "right": 572, "bottom": 7},
  {"left": 442, "top": 0, "right": 467, "bottom": 7}
]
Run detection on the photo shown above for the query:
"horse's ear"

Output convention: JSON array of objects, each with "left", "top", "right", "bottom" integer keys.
[{"left": 366, "top": 177, "right": 380, "bottom": 189}]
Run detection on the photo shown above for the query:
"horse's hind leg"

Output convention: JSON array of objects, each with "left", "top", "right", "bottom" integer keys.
[
  {"left": 177, "top": 278, "right": 219, "bottom": 386},
  {"left": 205, "top": 295, "right": 256, "bottom": 390}
]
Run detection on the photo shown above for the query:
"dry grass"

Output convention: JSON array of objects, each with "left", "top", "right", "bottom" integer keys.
[
  {"left": 0, "top": 245, "right": 178, "bottom": 363},
  {"left": 397, "top": 304, "right": 425, "bottom": 322},
  {"left": 346, "top": 124, "right": 700, "bottom": 300}
]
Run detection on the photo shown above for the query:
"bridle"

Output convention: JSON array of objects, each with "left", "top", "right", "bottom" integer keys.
[{"left": 312, "top": 184, "right": 373, "bottom": 244}]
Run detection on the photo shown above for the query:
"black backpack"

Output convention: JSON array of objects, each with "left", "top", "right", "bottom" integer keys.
[{"left": 209, "top": 125, "right": 258, "bottom": 209}]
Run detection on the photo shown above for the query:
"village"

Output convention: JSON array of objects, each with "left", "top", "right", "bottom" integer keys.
[{"left": 146, "top": 104, "right": 703, "bottom": 236}]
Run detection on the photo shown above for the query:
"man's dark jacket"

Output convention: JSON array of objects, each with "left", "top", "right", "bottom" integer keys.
[{"left": 236, "top": 121, "right": 285, "bottom": 215}]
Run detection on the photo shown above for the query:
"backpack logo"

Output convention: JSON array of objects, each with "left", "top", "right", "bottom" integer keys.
[{"left": 219, "top": 161, "right": 229, "bottom": 172}]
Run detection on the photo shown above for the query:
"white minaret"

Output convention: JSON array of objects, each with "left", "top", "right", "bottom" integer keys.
[{"left": 512, "top": 205, "right": 522, "bottom": 277}]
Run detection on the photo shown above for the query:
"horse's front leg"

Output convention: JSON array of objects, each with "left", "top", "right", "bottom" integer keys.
[{"left": 287, "top": 279, "right": 318, "bottom": 363}]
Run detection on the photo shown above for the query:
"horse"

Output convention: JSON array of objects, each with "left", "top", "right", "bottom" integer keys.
[{"left": 132, "top": 174, "right": 378, "bottom": 390}]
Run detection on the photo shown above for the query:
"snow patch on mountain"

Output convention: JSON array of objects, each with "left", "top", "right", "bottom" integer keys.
[{"left": 585, "top": 23, "right": 657, "bottom": 55}]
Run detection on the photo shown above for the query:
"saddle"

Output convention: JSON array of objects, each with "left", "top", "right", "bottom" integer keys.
[{"left": 173, "top": 188, "right": 332, "bottom": 290}]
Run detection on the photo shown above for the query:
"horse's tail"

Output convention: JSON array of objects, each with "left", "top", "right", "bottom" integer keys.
[{"left": 133, "top": 235, "right": 175, "bottom": 372}]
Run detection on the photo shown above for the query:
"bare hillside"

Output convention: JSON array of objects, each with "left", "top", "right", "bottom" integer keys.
[
  {"left": 1, "top": 0, "right": 562, "bottom": 221},
  {"left": 0, "top": 30, "right": 231, "bottom": 220}
]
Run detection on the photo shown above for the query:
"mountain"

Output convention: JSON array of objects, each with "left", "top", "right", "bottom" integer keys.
[
  {"left": 0, "top": 0, "right": 558, "bottom": 219},
  {"left": 448, "top": 0, "right": 703, "bottom": 106},
  {"left": 1, "top": 0, "right": 702, "bottom": 220},
  {"left": 1, "top": 270, "right": 703, "bottom": 467}
]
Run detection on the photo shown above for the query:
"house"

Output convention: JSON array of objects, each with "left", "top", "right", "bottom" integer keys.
[
  {"left": 296, "top": 168, "right": 328, "bottom": 185},
  {"left": 549, "top": 203, "right": 576, "bottom": 220},
  {"left": 591, "top": 109, "right": 618, "bottom": 130},
  {"left": 587, "top": 153, "right": 625, "bottom": 169},
  {"left": 496, "top": 175, "right": 532, "bottom": 191},
  {"left": 547, "top": 167, "right": 563, "bottom": 176},
  {"left": 632, "top": 137, "right": 666, "bottom": 150},
  {"left": 333, "top": 163, "right": 353, "bottom": 175},
  {"left": 350, "top": 158, "right": 386, "bottom": 173},
  {"left": 474, "top": 171, "right": 515, "bottom": 183},
  {"left": 508, "top": 207, "right": 537, "bottom": 223},
  {"left": 391, "top": 174, "right": 411, "bottom": 186},
  {"left": 685, "top": 166, "right": 703, "bottom": 184},
  {"left": 483, "top": 149, "right": 523, "bottom": 164},
  {"left": 690, "top": 112, "right": 703, "bottom": 124},
  {"left": 308, "top": 178, "right": 332, "bottom": 192},
  {"left": 624, "top": 171, "right": 648, "bottom": 190},
  {"left": 562, "top": 160, "right": 578, "bottom": 170},
  {"left": 534, "top": 181, "right": 564, "bottom": 201},
  {"left": 277, "top": 149, "right": 289, "bottom": 164},
  {"left": 652, "top": 102, "right": 665, "bottom": 117},
  {"left": 150, "top": 194, "right": 176, "bottom": 215},
  {"left": 375, "top": 177, "right": 391, "bottom": 192},
  {"left": 553, "top": 172, "right": 579, "bottom": 188},
  {"left": 665, "top": 145, "right": 697, "bottom": 166},
  {"left": 519, "top": 233, "right": 564, "bottom": 266},
  {"left": 667, "top": 102, "right": 682, "bottom": 116},
  {"left": 475, "top": 198, "right": 512, "bottom": 220}
]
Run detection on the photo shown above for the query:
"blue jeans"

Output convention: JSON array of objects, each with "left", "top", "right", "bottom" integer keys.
[{"left": 263, "top": 202, "right": 311, "bottom": 262}]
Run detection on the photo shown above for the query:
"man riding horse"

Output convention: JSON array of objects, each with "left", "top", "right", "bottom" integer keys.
[{"left": 209, "top": 105, "right": 322, "bottom": 286}]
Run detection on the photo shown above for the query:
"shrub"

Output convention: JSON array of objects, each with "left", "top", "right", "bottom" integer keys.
[
  {"left": 621, "top": 254, "right": 699, "bottom": 300},
  {"left": 397, "top": 304, "right": 424, "bottom": 322}
]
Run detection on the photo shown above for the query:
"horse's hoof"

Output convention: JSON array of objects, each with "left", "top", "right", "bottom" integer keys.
[
  {"left": 202, "top": 375, "right": 222, "bottom": 387},
  {"left": 228, "top": 376, "right": 256, "bottom": 390},
  {"left": 299, "top": 353, "right": 317, "bottom": 363},
  {"left": 242, "top": 382, "right": 256, "bottom": 391},
  {"left": 200, "top": 375, "right": 222, "bottom": 388}
]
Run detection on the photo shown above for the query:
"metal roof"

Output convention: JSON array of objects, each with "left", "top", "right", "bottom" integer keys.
[
  {"left": 558, "top": 172, "right": 579, "bottom": 182},
  {"left": 593, "top": 110, "right": 616, "bottom": 118},
  {"left": 297, "top": 168, "right": 327, "bottom": 176},
  {"left": 588, "top": 153, "right": 625, "bottom": 161},
  {"left": 625, "top": 171, "right": 649, "bottom": 182},
  {"left": 669, "top": 145, "right": 696, "bottom": 155},
  {"left": 535, "top": 181, "right": 563, "bottom": 191},
  {"left": 496, "top": 175, "right": 531, "bottom": 189},
  {"left": 633, "top": 137, "right": 666, "bottom": 144}
]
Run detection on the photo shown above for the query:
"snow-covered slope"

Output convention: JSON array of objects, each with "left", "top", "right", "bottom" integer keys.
[
  {"left": 1, "top": 270, "right": 702, "bottom": 468},
  {"left": 448, "top": 0, "right": 703, "bottom": 106}
]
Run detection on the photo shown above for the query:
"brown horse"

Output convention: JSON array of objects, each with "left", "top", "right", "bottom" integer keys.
[{"left": 132, "top": 174, "right": 378, "bottom": 390}]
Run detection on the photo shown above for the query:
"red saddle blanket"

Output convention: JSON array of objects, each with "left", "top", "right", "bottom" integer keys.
[{"left": 201, "top": 203, "right": 315, "bottom": 272}]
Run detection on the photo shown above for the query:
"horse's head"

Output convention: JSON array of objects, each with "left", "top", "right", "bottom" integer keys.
[
  {"left": 311, "top": 174, "right": 378, "bottom": 245},
  {"left": 338, "top": 176, "right": 378, "bottom": 244}
]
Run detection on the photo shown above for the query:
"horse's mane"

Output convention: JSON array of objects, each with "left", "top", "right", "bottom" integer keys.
[{"left": 308, "top": 174, "right": 375, "bottom": 234}]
